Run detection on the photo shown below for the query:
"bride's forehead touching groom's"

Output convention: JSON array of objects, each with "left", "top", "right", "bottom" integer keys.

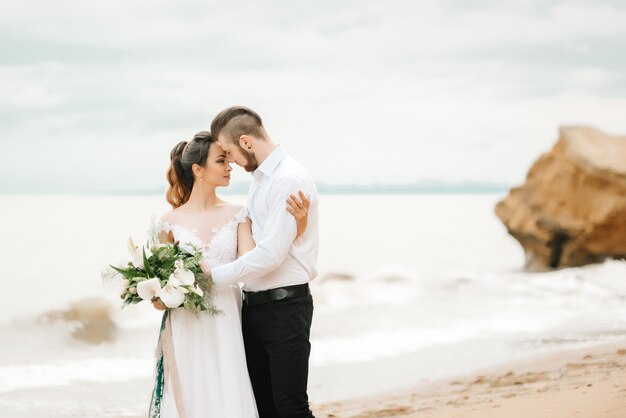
[
  {"left": 194, "top": 143, "right": 232, "bottom": 186},
  {"left": 216, "top": 135, "right": 243, "bottom": 162},
  {"left": 216, "top": 134, "right": 258, "bottom": 172}
]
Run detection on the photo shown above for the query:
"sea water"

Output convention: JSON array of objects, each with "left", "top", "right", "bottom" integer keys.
[{"left": 1, "top": 194, "right": 625, "bottom": 416}]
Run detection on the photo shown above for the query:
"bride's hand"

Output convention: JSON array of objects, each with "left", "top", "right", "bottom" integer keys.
[
  {"left": 152, "top": 297, "right": 166, "bottom": 311},
  {"left": 287, "top": 191, "right": 310, "bottom": 239}
]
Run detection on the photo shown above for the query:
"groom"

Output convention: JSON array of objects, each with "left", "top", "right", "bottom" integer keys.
[{"left": 209, "top": 106, "right": 319, "bottom": 418}]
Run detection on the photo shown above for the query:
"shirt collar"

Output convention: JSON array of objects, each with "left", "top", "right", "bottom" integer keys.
[{"left": 254, "top": 146, "right": 286, "bottom": 179}]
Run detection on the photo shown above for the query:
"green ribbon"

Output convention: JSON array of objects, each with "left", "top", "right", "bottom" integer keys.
[{"left": 148, "top": 310, "right": 169, "bottom": 418}]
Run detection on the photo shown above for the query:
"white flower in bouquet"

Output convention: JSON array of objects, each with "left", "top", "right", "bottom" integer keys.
[
  {"left": 133, "top": 247, "right": 153, "bottom": 269},
  {"left": 127, "top": 237, "right": 137, "bottom": 257},
  {"left": 127, "top": 237, "right": 153, "bottom": 269},
  {"left": 170, "top": 260, "right": 195, "bottom": 286},
  {"left": 159, "top": 283, "right": 186, "bottom": 308},
  {"left": 137, "top": 277, "right": 162, "bottom": 300}
]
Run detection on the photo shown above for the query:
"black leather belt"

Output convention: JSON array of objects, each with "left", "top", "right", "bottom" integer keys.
[{"left": 242, "top": 284, "right": 310, "bottom": 306}]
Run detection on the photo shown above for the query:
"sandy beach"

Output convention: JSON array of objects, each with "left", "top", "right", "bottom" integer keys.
[
  {"left": 312, "top": 341, "right": 626, "bottom": 418},
  {"left": 97, "top": 340, "right": 626, "bottom": 418},
  {"left": 9, "top": 340, "right": 621, "bottom": 418}
]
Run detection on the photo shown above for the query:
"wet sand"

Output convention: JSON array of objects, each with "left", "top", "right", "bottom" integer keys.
[{"left": 312, "top": 341, "right": 626, "bottom": 418}]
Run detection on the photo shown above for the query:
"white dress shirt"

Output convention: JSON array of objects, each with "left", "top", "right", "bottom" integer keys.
[{"left": 211, "top": 146, "right": 319, "bottom": 291}]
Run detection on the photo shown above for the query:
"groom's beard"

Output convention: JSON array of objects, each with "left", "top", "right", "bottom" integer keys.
[{"left": 237, "top": 144, "right": 259, "bottom": 172}]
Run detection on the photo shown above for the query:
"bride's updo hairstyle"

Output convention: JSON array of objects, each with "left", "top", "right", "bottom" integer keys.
[{"left": 166, "top": 131, "right": 215, "bottom": 208}]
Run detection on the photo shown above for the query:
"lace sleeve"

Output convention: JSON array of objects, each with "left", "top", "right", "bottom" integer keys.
[
  {"left": 233, "top": 207, "right": 249, "bottom": 224},
  {"left": 148, "top": 215, "right": 175, "bottom": 246},
  {"left": 153, "top": 217, "right": 172, "bottom": 233}
]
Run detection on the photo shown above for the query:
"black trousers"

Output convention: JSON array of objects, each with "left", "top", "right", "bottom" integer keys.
[{"left": 242, "top": 292, "right": 315, "bottom": 418}]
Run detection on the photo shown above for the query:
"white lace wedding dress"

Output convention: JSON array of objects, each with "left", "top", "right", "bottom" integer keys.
[{"left": 151, "top": 205, "right": 258, "bottom": 418}]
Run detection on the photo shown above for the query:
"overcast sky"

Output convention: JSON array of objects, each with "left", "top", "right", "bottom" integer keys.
[{"left": 2, "top": 0, "right": 625, "bottom": 192}]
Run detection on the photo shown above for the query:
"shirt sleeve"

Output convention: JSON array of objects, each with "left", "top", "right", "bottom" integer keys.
[{"left": 211, "top": 176, "right": 307, "bottom": 286}]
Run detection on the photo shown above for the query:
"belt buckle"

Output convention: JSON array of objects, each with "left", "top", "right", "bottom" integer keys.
[{"left": 273, "top": 288, "right": 288, "bottom": 301}]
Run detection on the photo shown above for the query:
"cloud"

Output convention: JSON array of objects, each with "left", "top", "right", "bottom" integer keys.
[{"left": 1, "top": 0, "right": 625, "bottom": 191}]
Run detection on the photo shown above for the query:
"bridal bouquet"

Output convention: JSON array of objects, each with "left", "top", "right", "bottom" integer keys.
[{"left": 103, "top": 231, "right": 220, "bottom": 315}]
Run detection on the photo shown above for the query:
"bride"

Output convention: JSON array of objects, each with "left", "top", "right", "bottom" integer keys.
[{"left": 149, "top": 131, "right": 309, "bottom": 418}]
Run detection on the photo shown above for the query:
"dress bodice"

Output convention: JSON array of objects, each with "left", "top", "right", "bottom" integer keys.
[{"left": 156, "top": 206, "right": 248, "bottom": 268}]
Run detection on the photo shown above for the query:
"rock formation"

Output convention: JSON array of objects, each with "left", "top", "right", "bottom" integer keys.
[{"left": 495, "top": 126, "right": 626, "bottom": 270}]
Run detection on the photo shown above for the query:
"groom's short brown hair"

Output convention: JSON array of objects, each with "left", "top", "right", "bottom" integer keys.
[{"left": 210, "top": 106, "right": 265, "bottom": 144}]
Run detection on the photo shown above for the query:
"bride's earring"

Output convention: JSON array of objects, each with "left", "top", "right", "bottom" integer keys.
[{"left": 200, "top": 176, "right": 204, "bottom": 182}]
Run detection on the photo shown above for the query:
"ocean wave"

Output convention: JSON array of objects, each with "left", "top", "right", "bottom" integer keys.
[
  {"left": 0, "top": 357, "right": 153, "bottom": 394},
  {"left": 39, "top": 297, "right": 118, "bottom": 344},
  {"left": 0, "top": 294, "right": 165, "bottom": 344}
]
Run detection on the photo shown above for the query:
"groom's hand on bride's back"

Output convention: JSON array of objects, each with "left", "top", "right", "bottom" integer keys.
[{"left": 287, "top": 190, "right": 310, "bottom": 239}]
